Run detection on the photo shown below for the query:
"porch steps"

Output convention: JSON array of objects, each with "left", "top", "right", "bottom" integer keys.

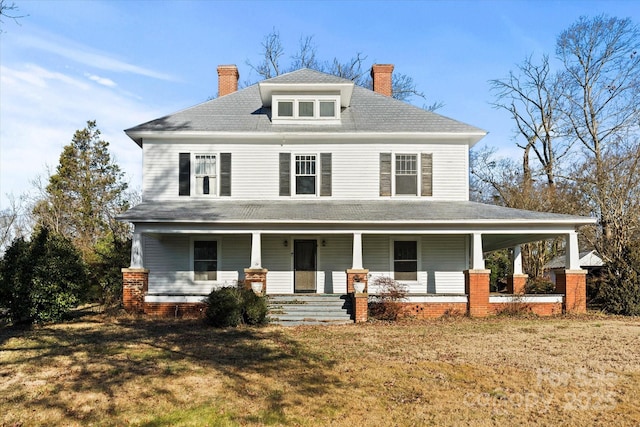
[{"left": 268, "top": 294, "right": 353, "bottom": 326}]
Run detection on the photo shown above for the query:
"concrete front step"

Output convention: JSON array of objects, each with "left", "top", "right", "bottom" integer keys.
[{"left": 268, "top": 294, "right": 353, "bottom": 326}]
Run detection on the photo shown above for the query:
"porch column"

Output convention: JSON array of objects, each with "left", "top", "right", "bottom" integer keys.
[
  {"left": 507, "top": 244, "right": 528, "bottom": 294},
  {"left": 130, "top": 229, "right": 143, "bottom": 268},
  {"left": 471, "top": 233, "right": 485, "bottom": 270},
  {"left": 122, "top": 227, "right": 148, "bottom": 313},
  {"left": 347, "top": 232, "right": 369, "bottom": 293},
  {"left": 556, "top": 232, "right": 587, "bottom": 313},
  {"left": 250, "top": 232, "right": 262, "bottom": 268},
  {"left": 465, "top": 233, "right": 490, "bottom": 317},
  {"left": 352, "top": 232, "right": 363, "bottom": 270},
  {"left": 245, "top": 232, "right": 267, "bottom": 293}
]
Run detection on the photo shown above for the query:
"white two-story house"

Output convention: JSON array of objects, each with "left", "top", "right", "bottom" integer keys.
[{"left": 120, "top": 64, "right": 595, "bottom": 320}]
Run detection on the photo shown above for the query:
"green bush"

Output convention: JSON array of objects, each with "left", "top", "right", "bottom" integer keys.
[
  {"left": 525, "top": 276, "right": 555, "bottom": 294},
  {"left": 0, "top": 228, "right": 89, "bottom": 324},
  {"left": 204, "top": 285, "right": 268, "bottom": 327},
  {"left": 598, "top": 246, "right": 640, "bottom": 316}
]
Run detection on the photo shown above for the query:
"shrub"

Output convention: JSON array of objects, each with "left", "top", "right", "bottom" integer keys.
[
  {"left": 204, "top": 285, "right": 268, "bottom": 327},
  {"left": 598, "top": 246, "right": 640, "bottom": 316},
  {"left": 369, "top": 276, "right": 407, "bottom": 321},
  {"left": 0, "top": 228, "right": 89, "bottom": 324},
  {"left": 525, "top": 276, "right": 555, "bottom": 294}
]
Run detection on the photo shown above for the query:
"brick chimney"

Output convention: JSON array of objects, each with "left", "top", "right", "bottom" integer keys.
[
  {"left": 371, "top": 64, "right": 394, "bottom": 97},
  {"left": 217, "top": 65, "right": 239, "bottom": 97}
]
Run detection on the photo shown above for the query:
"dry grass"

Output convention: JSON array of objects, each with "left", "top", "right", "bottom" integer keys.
[{"left": 1, "top": 310, "right": 639, "bottom": 426}]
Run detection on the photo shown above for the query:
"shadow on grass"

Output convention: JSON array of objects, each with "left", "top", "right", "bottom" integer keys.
[{"left": 0, "top": 315, "right": 342, "bottom": 425}]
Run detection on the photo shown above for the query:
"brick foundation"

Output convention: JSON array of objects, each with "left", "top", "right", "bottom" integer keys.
[
  {"left": 506, "top": 274, "right": 528, "bottom": 294},
  {"left": 465, "top": 269, "right": 491, "bottom": 317},
  {"left": 489, "top": 302, "right": 562, "bottom": 316},
  {"left": 346, "top": 269, "right": 369, "bottom": 293},
  {"left": 555, "top": 270, "right": 587, "bottom": 314},
  {"left": 122, "top": 268, "right": 149, "bottom": 314},
  {"left": 353, "top": 293, "right": 368, "bottom": 323},
  {"left": 399, "top": 302, "right": 467, "bottom": 318},
  {"left": 144, "top": 303, "right": 206, "bottom": 318}
]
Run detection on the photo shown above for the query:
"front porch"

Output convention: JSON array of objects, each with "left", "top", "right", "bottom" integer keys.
[{"left": 122, "top": 229, "right": 587, "bottom": 321}]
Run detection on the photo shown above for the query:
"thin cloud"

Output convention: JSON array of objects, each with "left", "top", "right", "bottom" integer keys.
[
  {"left": 17, "top": 31, "right": 176, "bottom": 81},
  {"left": 86, "top": 73, "right": 117, "bottom": 88}
]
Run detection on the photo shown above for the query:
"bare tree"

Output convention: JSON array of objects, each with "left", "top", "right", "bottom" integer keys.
[
  {"left": 245, "top": 29, "right": 437, "bottom": 105},
  {"left": 557, "top": 15, "right": 640, "bottom": 259},
  {"left": 0, "top": 0, "right": 26, "bottom": 32},
  {"left": 0, "top": 193, "right": 31, "bottom": 254},
  {"left": 490, "top": 55, "right": 572, "bottom": 189}
]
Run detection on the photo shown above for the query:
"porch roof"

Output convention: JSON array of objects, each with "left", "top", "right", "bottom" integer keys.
[{"left": 120, "top": 199, "right": 593, "bottom": 226}]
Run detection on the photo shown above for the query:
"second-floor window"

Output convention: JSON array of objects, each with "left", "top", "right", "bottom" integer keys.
[
  {"left": 195, "top": 154, "right": 216, "bottom": 195},
  {"left": 295, "top": 155, "right": 316, "bottom": 195},
  {"left": 272, "top": 95, "right": 339, "bottom": 123},
  {"left": 179, "top": 152, "right": 231, "bottom": 197},
  {"left": 395, "top": 154, "right": 417, "bottom": 195}
]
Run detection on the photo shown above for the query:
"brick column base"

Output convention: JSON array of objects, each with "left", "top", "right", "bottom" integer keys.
[
  {"left": 353, "top": 293, "right": 368, "bottom": 323},
  {"left": 346, "top": 269, "right": 369, "bottom": 293},
  {"left": 244, "top": 268, "right": 268, "bottom": 293},
  {"left": 465, "top": 269, "right": 491, "bottom": 317},
  {"left": 507, "top": 274, "right": 528, "bottom": 294},
  {"left": 555, "top": 270, "right": 587, "bottom": 314},
  {"left": 122, "top": 268, "right": 149, "bottom": 314}
]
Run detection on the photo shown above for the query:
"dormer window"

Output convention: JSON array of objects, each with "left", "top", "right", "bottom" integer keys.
[{"left": 272, "top": 95, "right": 339, "bottom": 124}]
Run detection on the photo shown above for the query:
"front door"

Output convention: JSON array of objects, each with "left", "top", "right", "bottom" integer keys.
[{"left": 294, "top": 240, "right": 317, "bottom": 293}]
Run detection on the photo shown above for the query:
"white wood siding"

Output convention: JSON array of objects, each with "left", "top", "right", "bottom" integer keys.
[
  {"left": 263, "top": 235, "right": 293, "bottom": 294},
  {"left": 422, "top": 235, "right": 467, "bottom": 294},
  {"left": 143, "top": 234, "right": 248, "bottom": 294},
  {"left": 142, "top": 140, "right": 469, "bottom": 201},
  {"left": 318, "top": 235, "right": 351, "bottom": 293}
]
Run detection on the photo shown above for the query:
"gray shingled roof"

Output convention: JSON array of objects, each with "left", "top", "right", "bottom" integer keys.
[
  {"left": 125, "top": 69, "right": 486, "bottom": 145},
  {"left": 119, "top": 199, "right": 593, "bottom": 225}
]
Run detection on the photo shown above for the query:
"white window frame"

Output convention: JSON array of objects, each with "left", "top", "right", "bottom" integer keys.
[
  {"left": 294, "top": 153, "right": 318, "bottom": 196},
  {"left": 190, "top": 238, "right": 220, "bottom": 283},
  {"left": 390, "top": 238, "right": 421, "bottom": 283},
  {"left": 193, "top": 153, "right": 218, "bottom": 197},
  {"left": 392, "top": 153, "right": 420, "bottom": 197},
  {"left": 272, "top": 94, "right": 340, "bottom": 124}
]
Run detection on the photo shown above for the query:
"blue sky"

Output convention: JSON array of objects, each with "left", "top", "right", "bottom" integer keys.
[{"left": 1, "top": 0, "right": 638, "bottom": 209}]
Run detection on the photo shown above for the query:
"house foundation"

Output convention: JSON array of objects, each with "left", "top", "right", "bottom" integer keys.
[
  {"left": 122, "top": 268, "right": 148, "bottom": 314},
  {"left": 555, "top": 270, "right": 587, "bottom": 314}
]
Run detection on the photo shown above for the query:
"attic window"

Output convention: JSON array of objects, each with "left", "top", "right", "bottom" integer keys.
[{"left": 272, "top": 95, "right": 339, "bottom": 124}]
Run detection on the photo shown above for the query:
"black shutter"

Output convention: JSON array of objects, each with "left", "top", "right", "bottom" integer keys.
[
  {"left": 220, "top": 153, "right": 231, "bottom": 196},
  {"left": 320, "top": 153, "right": 332, "bottom": 196},
  {"left": 421, "top": 153, "right": 433, "bottom": 197},
  {"left": 179, "top": 153, "right": 190, "bottom": 196},
  {"left": 380, "top": 153, "right": 391, "bottom": 196},
  {"left": 279, "top": 153, "right": 290, "bottom": 196}
]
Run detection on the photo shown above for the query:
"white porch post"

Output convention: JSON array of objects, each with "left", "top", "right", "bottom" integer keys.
[
  {"left": 566, "top": 231, "right": 580, "bottom": 270},
  {"left": 513, "top": 245, "right": 523, "bottom": 275},
  {"left": 130, "top": 229, "right": 143, "bottom": 268},
  {"left": 471, "top": 233, "right": 485, "bottom": 270},
  {"left": 250, "top": 232, "right": 262, "bottom": 268},
  {"left": 351, "top": 232, "right": 363, "bottom": 269}
]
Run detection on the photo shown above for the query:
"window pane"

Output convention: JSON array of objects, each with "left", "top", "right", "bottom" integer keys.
[
  {"left": 394, "top": 241, "right": 417, "bottom": 281},
  {"left": 195, "top": 155, "right": 216, "bottom": 175},
  {"left": 396, "top": 175, "right": 417, "bottom": 195},
  {"left": 296, "top": 176, "right": 316, "bottom": 194},
  {"left": 319, "top": 101, "right": 335, "bottom": 117},
  {"left": 194, "top": 241, "right": 217, "bottom": 281},
  {"left": 299, "top": 101, "right": 314, "bottom": 117},
  {"left": 278, "top": 101, "right": 293, "bottom": 117}
]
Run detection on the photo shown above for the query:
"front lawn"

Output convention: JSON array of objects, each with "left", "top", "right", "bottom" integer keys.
[{"left": 1, "top": 311, "right": 638, "bottom": 426}]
